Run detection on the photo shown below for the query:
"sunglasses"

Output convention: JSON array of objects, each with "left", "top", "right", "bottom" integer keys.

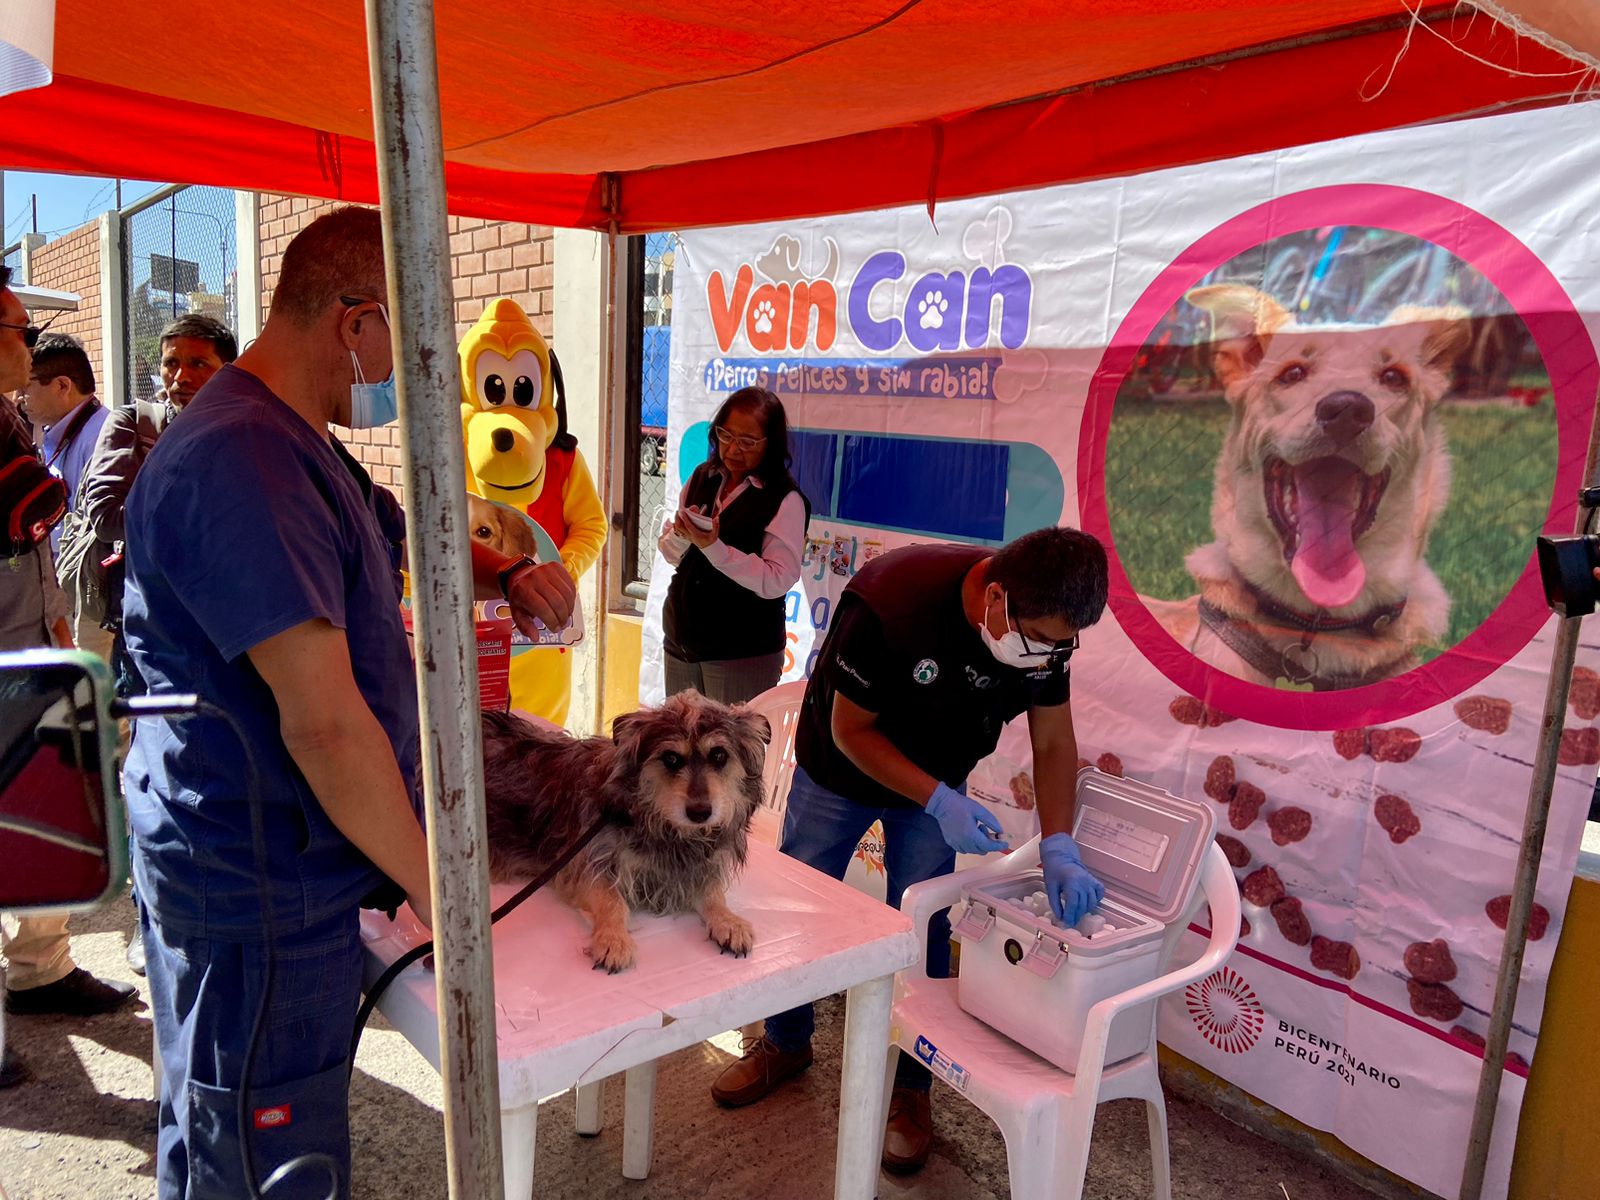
[{"left": 0, "top": 311, "right": 62, "bottom": 349}]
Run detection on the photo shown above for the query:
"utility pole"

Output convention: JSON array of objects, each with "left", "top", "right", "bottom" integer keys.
[{"left": 365, "top": 1, "right": 506, "bottom": 1196}]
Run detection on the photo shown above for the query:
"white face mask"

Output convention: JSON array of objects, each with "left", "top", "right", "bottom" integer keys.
[{"left": 980, "top": 592, "right": 1053, "bottom": 669}]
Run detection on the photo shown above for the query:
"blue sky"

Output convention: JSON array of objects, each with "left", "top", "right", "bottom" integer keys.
[{"left": 2, "top": 170, "right": 166, "bottom": 247}]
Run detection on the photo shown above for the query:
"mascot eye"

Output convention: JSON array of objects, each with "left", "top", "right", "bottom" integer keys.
[
  {"left": 1379, "top": 365, "right": 1410, "bottom": 391},
  {"left": 708, "top": 747, "right": 729, "bottom": 769},
  {"left": 660, "top": 751, "right": 685, "bottom": 772},
  {"left": 484, "top": 374, "right": 506, "bottom": 406},
  {"left": 513, "top": 375, "right": 535, "bottom": 407},
  {"left": 1275, "top": 363, "right": 1308, "bottom": 386}
]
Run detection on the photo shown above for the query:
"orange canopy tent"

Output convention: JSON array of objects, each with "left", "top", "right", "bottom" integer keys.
[
  {"left": 0, "top": 1, "right": 1590, "bottom": 231},
  {"left": 3, "top": 7, "right": 1591, "bottom": 1197}
]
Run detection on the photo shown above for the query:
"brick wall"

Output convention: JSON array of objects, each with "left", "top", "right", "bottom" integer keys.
[
  {"left": 256, "top": 194, "right": 556, "bottom": 505},
  {"left": 25, "top": 221, "right": 106, "bottom": 397}
]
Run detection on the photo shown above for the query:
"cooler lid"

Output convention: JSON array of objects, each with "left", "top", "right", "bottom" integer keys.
[{"left": 1070, "top": 767, "right": 1214, "bottom": 926}]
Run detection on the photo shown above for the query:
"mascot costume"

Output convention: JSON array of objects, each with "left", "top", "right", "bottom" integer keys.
[{"left": 459, "top": 297, "right": 607, "bottom": 726}]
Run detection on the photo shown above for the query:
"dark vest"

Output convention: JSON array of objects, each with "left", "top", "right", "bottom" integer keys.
[{"left": 663, "top": 464, "right": 808, "bottom": 662}]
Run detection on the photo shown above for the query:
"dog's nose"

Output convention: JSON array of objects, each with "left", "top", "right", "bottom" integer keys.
[
  {"left": 1315, "top": 390, "right": 1375, "bottom": 443},
  {"left": 491, "top": 428, "right": 515, "bottom": 453},
  {"left": 685, "top": 802, "right": 713, "bottom": 824}
]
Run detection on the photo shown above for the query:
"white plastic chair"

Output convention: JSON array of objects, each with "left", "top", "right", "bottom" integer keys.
[
  {"left": 741, "top": 680, "right": 806, "bottom": 848},
  {"left": 888, "top": 835, "right": 1241, "bottom": 1200}
]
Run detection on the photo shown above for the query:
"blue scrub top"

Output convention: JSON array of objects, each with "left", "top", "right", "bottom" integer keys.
[{"left": 123, "top": 365, "right": 420, "bottom": 941}]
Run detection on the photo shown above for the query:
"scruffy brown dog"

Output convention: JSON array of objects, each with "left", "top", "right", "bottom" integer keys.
[{"left": 481, "top": 693, "right": 772, "bottom": 972}]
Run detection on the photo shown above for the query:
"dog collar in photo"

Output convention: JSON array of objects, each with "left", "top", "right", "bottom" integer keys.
[
  {"left": 1196, "top": 599, "right": 1412, "bottom": 691},
  {"left": 1240, "top": 579, "right": 1407, "bottom": 637}
]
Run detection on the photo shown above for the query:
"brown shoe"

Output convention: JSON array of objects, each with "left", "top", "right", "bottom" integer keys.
[
  {"left": 710, "top": 1035, "right": 813, "bottom": 1107},
  {"left": 882, "top": 1086, "right": 933, "bottom": 1174}
]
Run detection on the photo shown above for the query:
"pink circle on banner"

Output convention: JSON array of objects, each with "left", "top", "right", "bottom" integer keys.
[{"left": 1078, "top": 185, "right": 1598, "bottom": 731}]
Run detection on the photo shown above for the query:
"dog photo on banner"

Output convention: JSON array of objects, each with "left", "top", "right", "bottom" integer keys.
[{"left": 645, "top": 98, "right": 1600, "bottom": 1200}]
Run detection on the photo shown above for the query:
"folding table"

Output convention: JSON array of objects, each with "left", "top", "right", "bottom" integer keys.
[{"left": 360, "top": 839, "right": 919, "bottom": 1199}]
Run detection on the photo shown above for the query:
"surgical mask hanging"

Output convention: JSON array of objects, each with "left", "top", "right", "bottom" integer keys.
[
  {"left": 980, "top": 594, "right": 1048, "bottom": 669},
  {"left": 349, "top": 351, "right": 398, "bottom": 429}
]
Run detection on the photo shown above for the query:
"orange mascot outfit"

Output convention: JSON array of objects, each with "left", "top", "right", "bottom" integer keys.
[{"left": 459, "top": 298, "right": 607, "bottom": 726}]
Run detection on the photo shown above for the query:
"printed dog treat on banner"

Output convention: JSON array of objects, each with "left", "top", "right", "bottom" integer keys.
[{"left": 641, "top": 101, "right": 1600, "bottom": 1200}]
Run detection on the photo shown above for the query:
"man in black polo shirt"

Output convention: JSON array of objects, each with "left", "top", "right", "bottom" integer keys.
[{"left": 710, "top": 526, "right": 1110, "bottom": 1172}]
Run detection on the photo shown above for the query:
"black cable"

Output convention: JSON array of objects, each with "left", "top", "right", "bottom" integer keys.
[
  {"left": 117, "top": 693, "right": 337, "bottom": 1200},
  {"left": 120, "top": 692, "right": 611, "bottom": 1197},
  {"left": 349, "top": 812, "right": 611, "bottom": 1066}
]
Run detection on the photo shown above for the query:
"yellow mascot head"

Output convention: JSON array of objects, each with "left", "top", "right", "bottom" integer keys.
[{"left": 459, "top": 298, "right": 572, "bottom": 507}]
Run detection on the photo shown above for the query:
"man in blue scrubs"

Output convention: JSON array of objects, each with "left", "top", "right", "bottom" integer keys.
[{"left": 122, "top": 206, "right": 575, "bottom": 1199}]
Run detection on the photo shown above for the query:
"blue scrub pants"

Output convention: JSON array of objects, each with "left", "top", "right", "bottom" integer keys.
[
  {"left": 143, "top": 905, "right": 363, "bottom": 1199},
  {"left": 763, "top": 766, "right": 956, "bottom": 1092}
]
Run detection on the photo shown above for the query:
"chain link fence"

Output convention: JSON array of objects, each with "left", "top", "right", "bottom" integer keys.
[
  {"left": 622, "top": 233, "right": 675, "bottom": 598},
  {"left": 121, "top": 185, "right": 238, "bottom": 405}
]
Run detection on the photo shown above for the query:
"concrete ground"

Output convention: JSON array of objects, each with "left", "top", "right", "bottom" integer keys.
[{"left": 1, "top": 895, "right": 1379, "bottom": 1200}]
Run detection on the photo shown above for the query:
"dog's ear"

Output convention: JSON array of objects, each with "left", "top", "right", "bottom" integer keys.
[
  {"left": 740, "top": 711, "right": 773, "bottom": 746},
  {"left": 725, "top": 709, "right": 774, "bottom": 781},
  {"left": 611, "top": 710, "right": 650, "bottom": 754},
  {"left": 602, "top": 709, "right": 655, "bottom": 819},
  {"left": 1385, "top": 305, "right": 1472, "bottom": 376},
  {"left": 1186, "top": 285, "right": 1291, "bottom": 392}
]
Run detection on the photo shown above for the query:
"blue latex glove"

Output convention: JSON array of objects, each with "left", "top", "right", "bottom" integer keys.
[
  {"left": 1041, "top": 832, "right": 1106, "bottom": 926},
  {"left": 925, "top": 783, "right": 1010, "bottom": 855}
]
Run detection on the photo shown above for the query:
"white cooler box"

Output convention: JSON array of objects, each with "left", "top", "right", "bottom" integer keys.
[{"left": 952, "top": 769, "right": 1214, "bottom": 1074}]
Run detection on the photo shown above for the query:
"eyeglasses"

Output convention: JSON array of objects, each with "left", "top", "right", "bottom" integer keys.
[
  {"left": 713, "top": 427, "right": 767, "bottom": 453},
  {"left": 1021, "top": 630, "right": 1079, "bottom": 661},
  {"left": 1006, "top": 598, "right": 1079, "bottom": 660}
]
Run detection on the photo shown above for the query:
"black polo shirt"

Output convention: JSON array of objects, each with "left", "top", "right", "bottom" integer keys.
[{"left": 795, "top": 542, "right": 1070, "bottom": 810}]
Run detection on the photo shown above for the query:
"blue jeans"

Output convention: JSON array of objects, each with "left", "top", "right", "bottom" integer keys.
[
  {"left": 144, "top": 906, "right": 362, "bottom": 1199},
  {"left": 764, "top": 767, "right": 955, "bottom": 1092}
]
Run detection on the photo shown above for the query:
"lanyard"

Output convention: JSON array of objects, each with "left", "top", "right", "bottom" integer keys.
[{"left": 43, "top": 397, "right": 102, "bottom": 472}]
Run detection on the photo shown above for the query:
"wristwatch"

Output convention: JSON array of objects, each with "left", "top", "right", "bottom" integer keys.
[{"left": 496, "top": 554, "right": 538, "bottom": 600}]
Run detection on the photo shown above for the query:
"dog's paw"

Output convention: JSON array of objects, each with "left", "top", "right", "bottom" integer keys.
[
  {"left": 707, "top": 910, "right": 755, "bottom": 959},
  {"left": 586, "top": 928, "right": 637, "bottom": 974}
]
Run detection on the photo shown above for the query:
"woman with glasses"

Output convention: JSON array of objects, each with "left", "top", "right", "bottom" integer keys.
[{"left": 659, "top": 386, "right": 810, "bottom": 703}]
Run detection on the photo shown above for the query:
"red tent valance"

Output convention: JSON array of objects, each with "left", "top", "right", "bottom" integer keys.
[{"left": 0, "top": 2, "right": 1586, "bottom": 230}]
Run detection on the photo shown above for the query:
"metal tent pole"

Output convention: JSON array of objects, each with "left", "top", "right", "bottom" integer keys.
[
  {"left": 363, "top": 2, "right": 505, "bottom": 1198},
  {"left": 1459, "top": 384, "right": 1600, "bottom": 1200}
]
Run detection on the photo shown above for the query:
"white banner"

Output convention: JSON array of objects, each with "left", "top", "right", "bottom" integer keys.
[{"left": 642, "top": 102, "right": 1600, "bottom": 1197}]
